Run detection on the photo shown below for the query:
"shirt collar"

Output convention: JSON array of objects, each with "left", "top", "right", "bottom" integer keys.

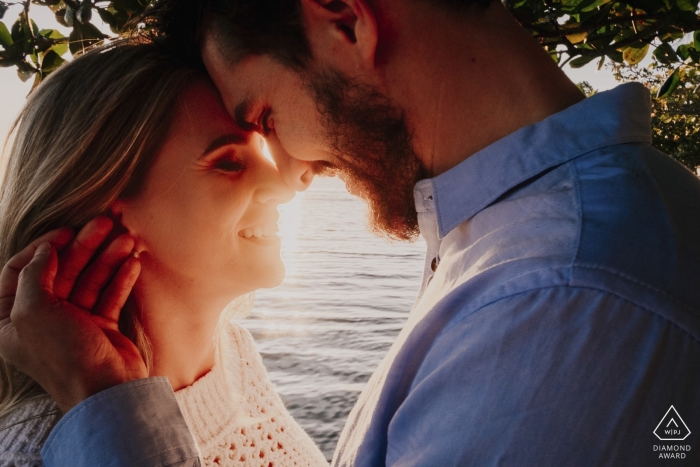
[{"left": 418, "top": 83, "right": 653, "bottom": 239}]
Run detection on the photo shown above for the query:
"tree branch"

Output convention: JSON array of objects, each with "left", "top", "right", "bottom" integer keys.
[
  {"left": 23, "top": 0, "right": 35, "bottom": 39},
  {"left": 530, "top": 13, "right": 664, "bottom": 39}
]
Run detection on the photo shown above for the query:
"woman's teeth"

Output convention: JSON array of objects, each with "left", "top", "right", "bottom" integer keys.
[{"left": 239, "top": 225, "right": 276, "bottom": 238}]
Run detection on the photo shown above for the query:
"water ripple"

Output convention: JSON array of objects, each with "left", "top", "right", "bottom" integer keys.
[{"left": 239, "top": 177, "right": 425, "bottom": 460}]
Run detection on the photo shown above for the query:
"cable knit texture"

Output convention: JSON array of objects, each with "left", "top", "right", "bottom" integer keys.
[
  {"left": 0, "top": 397, "right": 60, "bottom": 467},
  {"left": 0, "top": 323, "right": 328, "bottom": 467}
]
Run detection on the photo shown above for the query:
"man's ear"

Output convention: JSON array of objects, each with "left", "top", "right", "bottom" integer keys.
[{"left": 300, "top": 0, "right": 378, "bottom": 73}]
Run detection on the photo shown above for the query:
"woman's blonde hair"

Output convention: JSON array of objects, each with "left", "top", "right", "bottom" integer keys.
[{"left": 0, "top": 41, "right": 202, "bottom": 418}]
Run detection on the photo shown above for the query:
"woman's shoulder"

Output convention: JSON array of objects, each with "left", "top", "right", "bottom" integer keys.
[
  {"left": 0, "top": 396, "right": 61, "bottom": 467},
  {"left": 225, "top": 321, "right": 261, "bottom": 358}
]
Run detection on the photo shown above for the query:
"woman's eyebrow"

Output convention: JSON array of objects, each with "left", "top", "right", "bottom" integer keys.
[{"left": 201, "top": 134, "right": 247, "bottom": 158}]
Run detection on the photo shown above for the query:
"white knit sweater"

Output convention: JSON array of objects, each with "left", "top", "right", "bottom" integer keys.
[{"left": 0, "top": 323, "right": 329, "bottom": 467}]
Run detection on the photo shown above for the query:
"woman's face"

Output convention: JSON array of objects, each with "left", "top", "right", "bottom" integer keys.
[{"left": 116, "top": 79, "right": 294, "bottom": 303}]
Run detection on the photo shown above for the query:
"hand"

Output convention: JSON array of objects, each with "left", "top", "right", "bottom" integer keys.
[{"left": 0, "top": 217, "right": 146, "bottom": 413}]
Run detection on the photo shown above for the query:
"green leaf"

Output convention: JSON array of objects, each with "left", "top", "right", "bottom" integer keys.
[
  {"left": 689, "top": 48, "right": 700, "bottom": 63},
  {"left": 657, "top": 70, "right": 681, "bottom": 98},
  {"left": 597, "top": 55, "right": 605, "bottom": 70},
  {"left": 113, "top": 0, "right": 143, "bottom": 14},
  {"left": 581, "top": 0, "right": 606, "bottom": 12},
  {"left": 549, "top": 51, "right": 560, "bottom": 64},
  {"left": 569, "top": 55, "right": 596, "bottom": 68},
  {"left": 17, "top": 66, "right": 33, "bottom": 82},
  {"left": 97, "top": 8, "right": 117, "bottom": 27},
  {"left": 65, "top": 6, "right": 75, "bottom": 27},
  {"left": 0, "top": 20, "right": 11, "bottom": 48},
  {"left": 623, "top": 44, "right": 650, "bottom": 65},
  {"left": 608, "top": 50, "right": 624, "bottom": 63},
  {"left": 653, "top": 42, "right": 679, "bottom": 64},
  {"left": 0, "top": 56, "right": 20, "bottom": 67},
  {"left": 39, "top": 29, "right": 64, "bottom": 40},
  {"left": 51, "top": 42, "right": 69, "bottom": 56},
  {"left": 37, "top": 29, "right": 68, "bottom": 56},
  {"left": 676, "top": 0, "right": 696, "bottom": 11},
  {"left": 69, "top": 22, "right": 107, "bottom": 55},
  {"left": 695, "top": 31, "right": 700, "bottom": 51},
  {"left": 41, "top": 49, "right": 65, "bottom": 73},
  {"left": 77, "top": 4, "right": 92, "bottom": 24},
  {"left": 11, "top": 19, "right": 22, "bottom": 42},
  {"left": 677, "top": 43, "right": 693, "bottom": 61}
]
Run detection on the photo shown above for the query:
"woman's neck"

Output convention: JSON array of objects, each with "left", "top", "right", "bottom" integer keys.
[{"left": 131, "top": 269, "right": 235, "bottom": 391}]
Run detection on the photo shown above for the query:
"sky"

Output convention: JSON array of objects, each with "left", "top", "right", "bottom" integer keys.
[{"left": 0, "top": 5, "right": 623, "bottom": 149}]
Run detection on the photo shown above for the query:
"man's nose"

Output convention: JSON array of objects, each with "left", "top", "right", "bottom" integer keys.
[{"left": 266, "top": 137, "right": 315, "bottom": 192}]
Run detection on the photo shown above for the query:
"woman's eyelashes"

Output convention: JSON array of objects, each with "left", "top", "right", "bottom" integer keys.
[{"left": 213, "top": 155, "right": 246, "bottom": 173}]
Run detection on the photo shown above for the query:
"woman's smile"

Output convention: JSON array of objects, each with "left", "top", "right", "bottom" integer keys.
[
  {"left": 114, "top": 78, "right": 294, "bottom": 304},
  {"left": 238, "top": 215, "right": 280, "bottom": 239}
]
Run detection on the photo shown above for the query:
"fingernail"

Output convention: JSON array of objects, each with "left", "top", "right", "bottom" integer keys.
[{"left": 35, "top": 242, "right": 50, "bottom": 256}]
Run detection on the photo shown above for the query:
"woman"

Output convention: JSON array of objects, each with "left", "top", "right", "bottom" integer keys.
[{"left": 0, "top": 41, "right": 329, "bottom": 467}]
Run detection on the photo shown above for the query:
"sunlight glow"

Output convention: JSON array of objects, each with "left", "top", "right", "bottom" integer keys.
[
  {"left": 277, "top": 190, "right": 304, "bottom": 281},
  {"left": 262, "top": 139, "right": 274, "bottom": 163}
]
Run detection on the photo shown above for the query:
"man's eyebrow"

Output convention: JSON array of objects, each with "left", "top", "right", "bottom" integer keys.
[
  {"left": 201, "top": 134, "right": 247, "bottom": 158},
  {"left": 233, "top": 97, "right": 257, "bottom": 132}
]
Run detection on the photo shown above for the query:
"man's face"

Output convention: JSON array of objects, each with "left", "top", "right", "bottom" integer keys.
[{"left": 202, "top": 41, "right": 426, "bottom": 241}]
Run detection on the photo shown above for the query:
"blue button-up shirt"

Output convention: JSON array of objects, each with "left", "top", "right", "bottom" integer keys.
[{"left": 42, "top": 83, "right": 700, "bottom": 466}]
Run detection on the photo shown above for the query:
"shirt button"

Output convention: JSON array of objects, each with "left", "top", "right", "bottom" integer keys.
[{"left": 431, "top": 257, "right": 438, "bottom": 272}]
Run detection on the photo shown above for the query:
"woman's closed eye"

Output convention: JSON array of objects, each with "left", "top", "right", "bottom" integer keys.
[{"left": 213, "top": 156, "right": 246, "bottom": 173}]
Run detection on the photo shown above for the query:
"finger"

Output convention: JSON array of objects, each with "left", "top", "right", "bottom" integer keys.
[
  {"left": 69, "top": 235, "right": 135, "bottom": 311},
  {"left": 0, "top": 319, "right": 24, "bottom": 368},
  {"left": 0, "top": 226, "right": 72, "bottom": 323},
  {"left": 93, "top": 256, "right": 141, "bottom": 323},
  {"left": 0, "top": 227, "right": 73, "bottom": 316},
  {"left": 11, "top": 243, "right": 59, "bottom": 330},
  {"left": 18, "top": 242, "right": 58, "bottom": 295},
  {"left": 54, "top": 216, "right": 114, "bottom": 300}
]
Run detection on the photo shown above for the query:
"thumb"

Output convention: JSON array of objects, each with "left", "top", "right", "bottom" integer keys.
[{"left": 17, "top": 242, "right": 58, "bottom": 299}]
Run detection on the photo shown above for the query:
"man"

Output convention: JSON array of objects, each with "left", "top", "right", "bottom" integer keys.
[{"left": 1, "top": 0, "right": 699, "bottom": 465}]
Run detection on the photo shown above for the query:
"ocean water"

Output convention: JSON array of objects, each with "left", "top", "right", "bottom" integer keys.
[{"left": 241, "top": 176, "right": 426, "bottom": 460}]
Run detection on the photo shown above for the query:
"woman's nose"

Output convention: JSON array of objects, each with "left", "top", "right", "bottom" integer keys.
[
  {"left": 265, "top": 136, "right": 315, "bottom": 192},
  {"left": 254, "top": 156, "right": 295, "bottom": 205}
]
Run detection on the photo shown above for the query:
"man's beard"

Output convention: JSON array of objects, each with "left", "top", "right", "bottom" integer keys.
[{"left": 304, "top": 69, "right": 426, "bottom": 241}]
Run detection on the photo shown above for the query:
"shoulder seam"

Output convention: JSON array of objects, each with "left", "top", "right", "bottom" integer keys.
[
  {"left": 441, "top": 284, "right": 700, "bottom": 345},
  {"left": 569, "top": 159, "right": 583, "bottom": 286}
]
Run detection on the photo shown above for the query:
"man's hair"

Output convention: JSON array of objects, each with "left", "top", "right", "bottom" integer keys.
[{"left": 146, "top": 0, "right": 493, "bottom": 70}]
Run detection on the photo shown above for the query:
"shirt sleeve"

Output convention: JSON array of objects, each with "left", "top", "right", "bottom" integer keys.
[
  {"left": 384, "top": 287, "right": 700, "bottom": 467},
  {"left": 41, "top": 376, "right": 201, "bottom": 467}
]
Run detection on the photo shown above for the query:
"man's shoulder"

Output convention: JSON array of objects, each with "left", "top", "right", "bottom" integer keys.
[
  {"left": 569, "top": 143, "right": 700, "bottom": 326},
  {"left": 459, "top": 142, "right": 700, "bottom": 312},
  {"left": 436, "top": 141, "right": 700, "bottom": 341}
]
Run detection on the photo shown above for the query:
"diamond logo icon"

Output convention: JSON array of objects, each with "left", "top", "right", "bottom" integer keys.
[{"left": 654, "top": 406, "right": 691, "bottom": 441}]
